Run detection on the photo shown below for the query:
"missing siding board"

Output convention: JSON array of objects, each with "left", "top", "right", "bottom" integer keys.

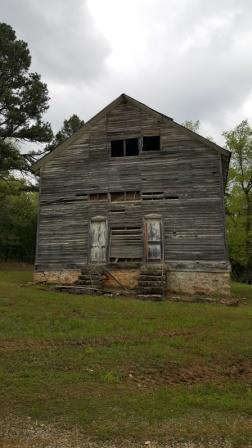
[
  {"left": 164, "top": 194, "right": 179, "bottom": 200},
  {"left": 142, "top": 192, "right": 179, "bottom": 201},
  {"left": 75, "top": 193, "right": 88, "bottom": 200},
  {"left": 143, "top": 136, "right": 160, "bottom": 151},
  {"left": 110, "top": 192, "right": 125, "bottom": 202},
  {"left": 110, "top": 208, "right": 125, "bottom": 213},
  {"left": 109, "top": 257, "right": 142, "bottom": 262},
  {"left": 89, "top": 193, "right": 108, "bottom": 201},
  {"left": 142, "top": 192, "right": 164, "bottom": 200},
  {"left": 46, "top": 191, "right": 177, "bottom": 205},
  {"left": 110, "top": 191, "right": 140, "bottom": 202},
  {"left": 126, "top": 191, "right": 140, "bottom": 200}
]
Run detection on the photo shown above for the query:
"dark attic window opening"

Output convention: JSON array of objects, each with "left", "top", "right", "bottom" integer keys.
[
  {"left": 125, "top": 138, "right": 139, "bottom": 156},
  {"left": 111, "top": 138, "right": 139, "bottom": 157},
  {"left": 142, "top": 136, "right": 160, "bottom": 151},
  {"left": 111, "top": 140, "right": 124, "bottom": 157}
]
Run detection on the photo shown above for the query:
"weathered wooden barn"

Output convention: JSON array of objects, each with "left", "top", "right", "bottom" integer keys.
[{"left": 33, "top": 94, "right": 231, "bottom": 297}]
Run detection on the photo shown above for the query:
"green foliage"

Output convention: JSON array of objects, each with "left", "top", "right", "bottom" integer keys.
[
  {"left": 182, "top": 119, "right": 200, "bottom": 133},
  {"left": 0, "top": 177, "right": 37, "bottom": 261},
  {"left": 46, "top": 114, "right": 84, "bottom": 152},
  {"left": 224, "top": 120, "right": 252, "bottom": 283},
  {"left": 0, "top": 22, "right": 53, "bottom": 175},
  {"left": 223, "top": 120, "right": 252, "bottom": 194},
  {"left": 226, "top": 186, "right": 247, "bottom": 266},
  {"left": 182, "top": 120, "right": 215, "bottom": 142}
]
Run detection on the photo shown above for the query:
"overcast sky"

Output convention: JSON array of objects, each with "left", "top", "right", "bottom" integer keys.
[{"left": 1, "top": 0, "right": 252, "bottom": 144}]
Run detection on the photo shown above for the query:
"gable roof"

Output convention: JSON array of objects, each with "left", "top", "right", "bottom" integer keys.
[{"left": 32, "top": 93, "right": 231, "bottom": 177}]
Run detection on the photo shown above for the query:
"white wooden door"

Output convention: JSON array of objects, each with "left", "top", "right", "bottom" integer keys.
[
  {"left": 90, "top": 218, "right": 107, "bottom": 263},
  {"left": 144, "top": 217, "right": 162, "bottom": 261}
]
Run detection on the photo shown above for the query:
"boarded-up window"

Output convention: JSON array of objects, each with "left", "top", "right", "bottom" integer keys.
[
  {"left": 110, "top": 227, "right": 142, "bottom": 261},
  {"left": 144, "top": 216, "right": 162, "bottom": 261},
  {"left": 90, "top": 217, "right": 108, "bottom": 263}
]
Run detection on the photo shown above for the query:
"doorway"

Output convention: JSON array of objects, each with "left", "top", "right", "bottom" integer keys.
[
  {"left": 144, "top": 215, "right": 163, "bottom": 262},
  {"left": 89, "top": 217, "right": 108, "bottom": 263}
]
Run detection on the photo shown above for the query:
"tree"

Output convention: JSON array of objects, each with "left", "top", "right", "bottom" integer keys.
[
  {"left": 0, "top": 176, "right": 37, "bottom": 262},
  {"left": 182, "top": 120, "right": 200, "bottom": 133},
  {"left": 46, "top": 114, "right": 84, "bottom": 152},
  {"left": 225, "top": 186, "right": 248, "bottom": 281},
  {"left": 0, "top": 23, "right": 53, "bottom": 177},
  {"left": 223, "top": 120, "right": 252, "bottom": 283}
]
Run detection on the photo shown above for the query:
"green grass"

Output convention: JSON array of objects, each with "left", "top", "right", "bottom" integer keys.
[{"left": 0, "top": 265, "right": 252, "bottom": 446}]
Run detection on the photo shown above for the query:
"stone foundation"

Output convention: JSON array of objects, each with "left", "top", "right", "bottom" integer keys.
[
  {"left": 166, "top": 271, "right": 230, "bottom": 297},
  {"left": 34, "top": 267, "right": 231, "bottom": 298},
  {"left": 34, "top": 270, "right": 80, "bottom": 285}
]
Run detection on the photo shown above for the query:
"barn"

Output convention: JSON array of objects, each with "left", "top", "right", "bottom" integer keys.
[{"left": 32, "top": 94, "right": 231, "bottom": 298}]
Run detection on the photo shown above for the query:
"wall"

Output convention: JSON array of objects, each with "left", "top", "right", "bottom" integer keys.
[{"left": 35, "top": 98, "right": 229, "bottom": 280}]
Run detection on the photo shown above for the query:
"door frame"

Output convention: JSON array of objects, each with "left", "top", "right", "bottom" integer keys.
[
  {"left": 143, "top": 214, "right": 164, "bottom": 263},
  {"left": 88, "top": 216, "right": 108, "bottom": 264}
]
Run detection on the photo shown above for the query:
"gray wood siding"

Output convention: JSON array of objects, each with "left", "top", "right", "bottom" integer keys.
[{"left": 36, "top": 101, "right": 229, "bottom": 271}]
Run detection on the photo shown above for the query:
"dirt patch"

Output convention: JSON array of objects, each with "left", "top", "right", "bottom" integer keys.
[
  {"left": 0, "top": 331, "right": 194, "bottom": 350},
  {"left": 125, "top": 359, "right": 252, "bottom": 387}
]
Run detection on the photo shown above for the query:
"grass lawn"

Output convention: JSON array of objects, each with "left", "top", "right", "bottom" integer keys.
[{"left": 0, "top": 265, "right": 251, "bottom": 447}]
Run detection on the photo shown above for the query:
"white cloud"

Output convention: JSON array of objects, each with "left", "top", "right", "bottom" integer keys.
[{"left": 1, "top": 0, "right": 252, "bottom": 145}]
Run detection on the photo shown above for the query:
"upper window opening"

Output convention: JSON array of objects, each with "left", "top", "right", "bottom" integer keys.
[
  {"left": 125, "top": 138, "right": 139, "bottom": 156},
  {"left": 111, "top": 140, "right": 124, "bottom": 157},
  {"left": 143, "top": 136, "right": 160, "bottom": 151},
  {"left": 111, "top": 138, "right": 139, "bottom": 157}
]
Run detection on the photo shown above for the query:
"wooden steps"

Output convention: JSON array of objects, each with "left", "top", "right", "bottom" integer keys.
[
  {"left": 138, "top": 266, "right": 166, "bottom": 298},
  {"left": 75, "top": 268, "right": 103, "bottom": 292}
]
